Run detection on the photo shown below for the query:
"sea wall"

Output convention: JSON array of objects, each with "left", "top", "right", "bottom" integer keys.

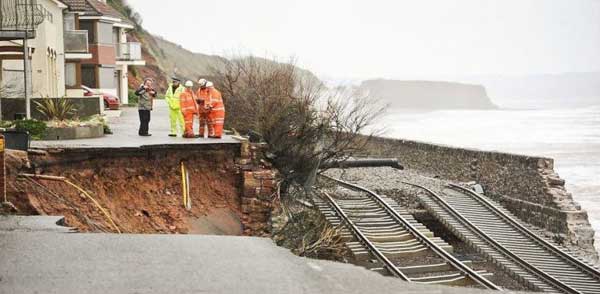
[{"left": 361, "top": 136, "right": 597, "bottom": 259}]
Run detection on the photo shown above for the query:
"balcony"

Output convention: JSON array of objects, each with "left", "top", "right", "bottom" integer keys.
[
  {"left": 64, "top": 30, "right": 88, "bottom": 53},
  {"left": 116, "top": 42, "right": 143, "bottom": 62},
  {"left": 0, "top": 0, "right": 44, "bottom": 40}
]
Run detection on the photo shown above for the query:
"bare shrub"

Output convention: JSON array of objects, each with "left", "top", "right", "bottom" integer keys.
[{"left": 210, "top": 55, "right": 385, "bottom": 187}]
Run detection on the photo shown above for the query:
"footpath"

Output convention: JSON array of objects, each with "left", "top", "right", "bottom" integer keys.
[{"left": 31, "top": 100, "right": 239, "bottom": 149}]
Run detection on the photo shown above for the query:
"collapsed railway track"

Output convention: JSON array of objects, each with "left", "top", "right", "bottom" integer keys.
[
  {"left": 405, "top": 181, "right": 600, "bottom": 294},
  {"left": 316, "top": 175, "right": 501, "bottom": 289}
]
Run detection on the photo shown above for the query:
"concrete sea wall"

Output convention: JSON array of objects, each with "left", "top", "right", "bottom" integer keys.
[{"left": 361, "top": 136, "right": 597, "bottom": 260}]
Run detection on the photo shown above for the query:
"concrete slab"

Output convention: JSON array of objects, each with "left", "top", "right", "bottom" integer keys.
[
  {"left": 0, "top": 232, "right": 506, "bottom": 294},
  {"left": 0, "top": 216, "right": 74, "bottom": 233},
  {"left": 31, "top": 100, "right": 239, "bottom": 149}
]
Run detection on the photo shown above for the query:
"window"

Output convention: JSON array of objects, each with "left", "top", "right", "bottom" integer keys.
[
  {"left": 80, "top": 20, "right": 96, "bottom": 43},
  {"left": 65, "top": 63, "right": 78, "bottom": 88},
  {"left": 81, "top": 65, "right": 96, "bottom": 88},
  {"left": 63, "top": 13, "right": 76, "bottom": 31},
  {"left": 97, "top": 22, "right": 113, "bottom": 45}
]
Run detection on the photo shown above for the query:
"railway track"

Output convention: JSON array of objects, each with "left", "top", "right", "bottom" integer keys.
[
  {"left": 316, "top": 176, "right": 500, "bottom": 289},
  {"left": 405, "top": 181, "right": 600, "bottom": 294}
]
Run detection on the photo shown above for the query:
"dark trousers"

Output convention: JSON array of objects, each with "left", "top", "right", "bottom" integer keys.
[{"left": 138, "top": 109, "right": 151, "bottom": 135}]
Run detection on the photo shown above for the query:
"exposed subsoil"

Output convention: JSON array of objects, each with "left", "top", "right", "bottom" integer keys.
[{"left": 5, "top": 149, "right": 243, "bottom": 235}]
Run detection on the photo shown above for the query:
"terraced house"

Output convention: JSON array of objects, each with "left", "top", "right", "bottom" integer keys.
[
  {"left": 0, "top": 0, "right": 144, "bottom": 120},
  {"left": 61, "top": 0, "right": 144, "bottom": 104}
]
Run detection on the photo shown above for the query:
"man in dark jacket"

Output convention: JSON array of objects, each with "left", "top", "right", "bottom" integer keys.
[{"left": 135, "top": 78, "right": 157, "bottom": 136}]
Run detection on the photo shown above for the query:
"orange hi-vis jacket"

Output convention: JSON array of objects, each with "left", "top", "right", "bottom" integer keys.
[
  {"left": 179, "top": 89, "right": 197, "bottom": 114},
  {"left": 197, "top": 88, "right": 223, "bottom": 110}
]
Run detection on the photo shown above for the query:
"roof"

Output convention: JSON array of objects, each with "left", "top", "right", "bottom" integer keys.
[
  {"left": 61, "top": 0, "right": 134, "bottom": 25},
  {"left": 59, "top": 0, "right": 99, "bottom": 15}
]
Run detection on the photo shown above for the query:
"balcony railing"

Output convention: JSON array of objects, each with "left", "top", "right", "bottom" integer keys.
[
  {"left": 0, "top": 0, "right": 44, "bottom": 31},
  {"left": 64, "top": 30, "right": 89, "bottom": 53},
  {"left": 116, "top": 42, "right": 142, "bottom": 61}
]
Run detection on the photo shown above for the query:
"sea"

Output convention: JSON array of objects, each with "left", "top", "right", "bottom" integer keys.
[{"left": 378, "top": 105, "right": 600, "bottom": 254}]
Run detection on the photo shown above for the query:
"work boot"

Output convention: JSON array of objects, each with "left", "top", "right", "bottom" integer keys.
[
  {"left": 183, "top": 133, "right": 195, "bottom": 138},
  {"left": 139, "top": 133, "right": 152, "bottom": 137},
  {"left": 168, "top": 134, "right": 176, "bottom": 137}
]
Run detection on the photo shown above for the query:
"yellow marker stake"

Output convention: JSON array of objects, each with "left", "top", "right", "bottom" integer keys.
[{"left": 180, "top": 161, "right": 187, "bottom": 207}]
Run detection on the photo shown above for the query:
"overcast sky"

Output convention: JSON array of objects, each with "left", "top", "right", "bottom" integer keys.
[{"left": 127, "top": 0, "right": 600, "bottom": 79}]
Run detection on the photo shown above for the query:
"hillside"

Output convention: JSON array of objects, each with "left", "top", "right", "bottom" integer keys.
[
  {"left": 360, "top": 79, "right": 498, "bottom": 110},
  {"left": 107, "top": 0, "right": 320, "bottom": 94}
]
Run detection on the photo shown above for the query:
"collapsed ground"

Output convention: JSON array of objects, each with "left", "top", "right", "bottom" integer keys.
[{"left": 4, "top": 148, "right": 243, "bottom": 235}]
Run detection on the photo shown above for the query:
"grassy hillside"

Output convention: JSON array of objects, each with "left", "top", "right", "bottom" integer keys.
[{"left": 107, "top": 0, "right": 320, "bottom": 94}]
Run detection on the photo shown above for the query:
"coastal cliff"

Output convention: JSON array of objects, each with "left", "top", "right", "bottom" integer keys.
[{"left": 360, "top": 79, "right": 498, "bottom": 110}]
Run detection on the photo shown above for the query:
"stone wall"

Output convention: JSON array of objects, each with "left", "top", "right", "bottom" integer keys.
[
  {"left": 361, "top": 136, "right": 597, "bottom": 259},
  {"left": 236, "top": 139, "right": 279, "bottom": 236}
]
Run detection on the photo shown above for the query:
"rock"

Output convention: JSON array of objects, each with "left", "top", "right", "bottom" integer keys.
[{"left": 547, "top": 176, "right": 565, "bottom": 186}]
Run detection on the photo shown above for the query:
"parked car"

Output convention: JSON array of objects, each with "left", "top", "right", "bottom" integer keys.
[{"left": 82, "top": 85, "right": 120, "bottom": 110}]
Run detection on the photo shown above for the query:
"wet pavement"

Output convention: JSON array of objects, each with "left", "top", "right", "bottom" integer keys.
[
  {"left": 0, "top": 225, "right": 508, "bottom": 294},
  {"left": 31, "top": 100, "right": 239, "bottom": 149}
]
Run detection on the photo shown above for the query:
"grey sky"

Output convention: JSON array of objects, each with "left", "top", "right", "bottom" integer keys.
[{"left": 127, "top": 0, "right": 600, "bottom": 79}]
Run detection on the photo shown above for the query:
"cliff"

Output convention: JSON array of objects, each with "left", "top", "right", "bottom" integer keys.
[{"left": 360, "top": 79, "right": 498, "bottom": 110}]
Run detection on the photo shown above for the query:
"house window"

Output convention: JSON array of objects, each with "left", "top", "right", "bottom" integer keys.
[
  {"left": 81, "top": 65, "right": 96, "bottom": 88},
  {"left": 80, "top": 20, "right": 96, "bottom": 43},
  {"left": 64, "top": 13, "right": 76, "bottom": 31},
  {"left": 65, "top": 63, "right": 78, "bottom": 88}
]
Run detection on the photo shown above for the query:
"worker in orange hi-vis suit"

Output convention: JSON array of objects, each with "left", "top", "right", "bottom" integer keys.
[
  {"left": 204, "top": 81, "right": 225, "bottom": 138},
  {"left": 179, "top": 80, "right": 198, "bottom": 138},
  {"left": 195, "top": 78, "right": 210, "bottom": 138}
]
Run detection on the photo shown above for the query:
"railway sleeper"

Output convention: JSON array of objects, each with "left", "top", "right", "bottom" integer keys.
[
  {"left": 350, "top": 247, "right": 430, "bottom": 261},
  {"left": 386, "top": 261, "right": 474, "bottom": 275},
  {"left": 410, "top": 270, "right": 491, "bottom": 287}
]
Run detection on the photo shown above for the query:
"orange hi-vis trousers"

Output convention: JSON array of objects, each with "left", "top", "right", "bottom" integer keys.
[
  {"left": 208, "top": 103, "right": 225, "bottom": 138},
  {"left": 179, "top": 90, "right": 197, "bottom": 137},
  {"left": 195, "top": 98, "right": 209, "bottom": 137}
]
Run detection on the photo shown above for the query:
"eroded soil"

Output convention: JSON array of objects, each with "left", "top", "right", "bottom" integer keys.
[{"left": 5, "top": 149, "right": 243, "bottom": 235}]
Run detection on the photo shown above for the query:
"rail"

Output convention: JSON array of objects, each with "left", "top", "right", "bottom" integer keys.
[
  {"left": 320, "top": 190, "right": 409, "bottom": 280},
  {"left": 404, "top": 181, "right": 581, "bottom": 294},
  {"left": 322, "top": 175, "right": 501, "bottom": 290},
  {"left": 449, "top": 184, "right": 600, "bottom": 282}
]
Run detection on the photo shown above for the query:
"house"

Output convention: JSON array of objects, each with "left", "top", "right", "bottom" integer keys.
[
  {"left": 61, "top": 0, "right": 145, "bottom": 104},
  {"left": 1, "top": 0, "right": 143, "bottom": 111},
  {"left": 0, "top": 0, "right": 51, "bottom": 99}
]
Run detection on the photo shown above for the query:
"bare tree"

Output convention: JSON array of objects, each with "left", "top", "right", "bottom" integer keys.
[{"left": 210, "top": 55, "right": 385, "bottom": 190}]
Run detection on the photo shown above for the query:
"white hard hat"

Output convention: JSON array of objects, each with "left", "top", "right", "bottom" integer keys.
[
  {"left": 184, "top": 80, "right": 194, "bottom": 87},
  {"left": 198, "top": 78, "right": 207, "bottom": 87},
  {"left": 206, "top": 81, "right": 214, "bottom": 88}
]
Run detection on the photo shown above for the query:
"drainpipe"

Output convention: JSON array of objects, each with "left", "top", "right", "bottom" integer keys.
[{"left": 23, "top": 35, "right": 31, "bottom": 119}]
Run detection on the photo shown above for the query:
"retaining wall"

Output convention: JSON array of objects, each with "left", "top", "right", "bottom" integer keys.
[
  {"left": 0, "top": 97, "right": 102, "bottom": 120},
  {"left": 361, "top": 136, "right": 597, "bottom": 259}
]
